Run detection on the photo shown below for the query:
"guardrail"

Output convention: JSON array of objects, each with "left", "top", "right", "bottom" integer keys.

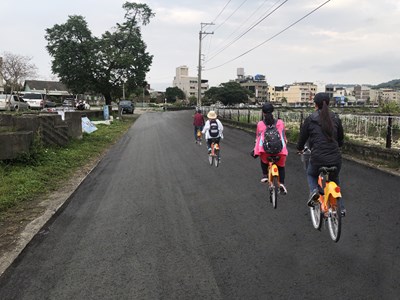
[{"left": 201, "top": 107, "right": 400, "bottom": 150}]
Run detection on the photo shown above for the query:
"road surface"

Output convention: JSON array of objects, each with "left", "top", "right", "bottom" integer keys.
[{"left": 0, "top": 110, "right": 399, "bottom": 299}]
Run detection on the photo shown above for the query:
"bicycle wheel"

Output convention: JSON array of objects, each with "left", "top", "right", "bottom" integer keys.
[
  {"left": 310, "top": 201, "right": 323, "bottom": 230},
  {"left": 214, "top": 150, "right": 219, "bottom": 167},
  {"left": 270, "top": 176, "right": 279, "bottom": 209},
  {"left": 327, "top": 197, "right": 342, "bottom": 242},
  {"left": 208, "top": 153, "right": 213, "bottom": 165}
]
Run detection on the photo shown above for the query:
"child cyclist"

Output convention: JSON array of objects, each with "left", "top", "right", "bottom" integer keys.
[
  {"left": 253, "top": 103, "right": 288, "bottom": 194},
  {"left": 202, "top": 110, "right": 224, "bottom": 154}
]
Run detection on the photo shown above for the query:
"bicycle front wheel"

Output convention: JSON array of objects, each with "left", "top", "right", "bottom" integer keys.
[
  {"left": 310, "top": 201, "right": 323, "bottom": 230},
  {"left": 327, "top": 197, "right": 342, "bottom": 242},
  {"left": 270, "top": 176, "right": 279, "bottom": 209}
]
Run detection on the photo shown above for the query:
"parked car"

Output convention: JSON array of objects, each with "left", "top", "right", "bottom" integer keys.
[
  {"left": 0, "top": 94, "right": 30, "bottom": 111},
  {"left": 22, "top": 93, "right": 46, "bottom": 110},
  {"left": 119, "top": 100, "right": 134, "bottom": 114},
  {"left": 45, "top": 100, "right": 57, "bottom": 108},
  {"left": 62, "top": 98, "right": 76, "bottom": 107}
]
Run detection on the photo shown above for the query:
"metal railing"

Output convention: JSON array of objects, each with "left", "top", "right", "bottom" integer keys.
[{"left": 201, "top": 107, "right": 400, "bottom": 150}]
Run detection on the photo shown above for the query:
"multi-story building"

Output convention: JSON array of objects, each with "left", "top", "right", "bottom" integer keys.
[
  {"left": 268, "top": 82, "right": 317, "bottom": 104},
  {"left": 172, "top": 65, "right": 208, "bottom": 99},
  {"left": 235, "top": 68, "right": 268, "bottom": 103},
  {"left": 370, "top": 88, "right": 400, "bottom": 103},
  {"left": 353, "top": 85, "right": 371, "bottom": 101}
]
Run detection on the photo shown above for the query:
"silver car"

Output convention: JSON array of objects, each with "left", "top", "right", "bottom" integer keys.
[{"left": 0, "top": 94, "right": 31, "bottom": 111}]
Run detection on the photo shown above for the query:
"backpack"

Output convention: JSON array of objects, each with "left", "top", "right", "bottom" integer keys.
[
  {"left": 263, "top": 120, "right": 283, "bottom": 154},
  {"left": 209, "top": 119, "right": 219, "bottom": 138}
]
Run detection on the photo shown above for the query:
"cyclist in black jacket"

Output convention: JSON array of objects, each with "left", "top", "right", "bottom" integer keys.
[{"left": 297, "top": 93, "right": 345, "bottom": 214}]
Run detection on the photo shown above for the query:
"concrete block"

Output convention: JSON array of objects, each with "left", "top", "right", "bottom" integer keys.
[{"left": 0, "top": 131, "right": 33, "bottom": 160}]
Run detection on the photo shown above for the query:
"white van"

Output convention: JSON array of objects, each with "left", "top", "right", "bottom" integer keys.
[{"left": 22, "top": 93, "right": 46, "bottom": 109}]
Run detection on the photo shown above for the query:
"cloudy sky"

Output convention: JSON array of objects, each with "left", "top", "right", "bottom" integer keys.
[{"left": 2, "top": 0, "right": 400, "bottom": 91}]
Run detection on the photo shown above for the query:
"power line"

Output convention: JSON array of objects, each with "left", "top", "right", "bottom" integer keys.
[
  {"left": 205, "top": 0, "right": 289, "bottom": 64},
  {"left": 213, "top": 0, "right": 248, "bottom": 32},
  {"left": 211, "top": 0, "right": 232, "bottom": 24},
  {"left": 205, "top": 0, "right": 332, "bottom": 71}
]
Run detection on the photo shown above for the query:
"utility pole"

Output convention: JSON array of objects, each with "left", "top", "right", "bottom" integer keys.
[{"left": 197, "top": 22, "right": 214, "bottom": 107}]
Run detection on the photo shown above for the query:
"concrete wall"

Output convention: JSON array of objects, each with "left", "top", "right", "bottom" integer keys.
[{"left": 0, "top": 112, "right": 84, "bottom": 160}]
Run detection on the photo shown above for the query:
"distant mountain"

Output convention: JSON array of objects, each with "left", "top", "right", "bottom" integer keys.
[{"left": 374, "top": 79, "right": 400, "bottom": 89}]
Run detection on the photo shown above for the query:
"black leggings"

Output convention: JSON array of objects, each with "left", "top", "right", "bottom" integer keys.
[{"left": 261, "top": 160, "right": 285, "bottom": 184}]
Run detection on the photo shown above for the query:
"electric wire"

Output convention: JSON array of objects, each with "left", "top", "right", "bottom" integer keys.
[
  {"left": 211, "top": 0, "right": 232, "bottom": 24},
  {"left": 205, "top": 0, "right": 332, "bottom": 71},
  {"left": 206, "top": 0, "right": 270, "bottom": 58},
  {"left": 205, "top": 0, "right": 289, "bottom": 64},
  {"left": 213, "top": 0, "right": 248, "bottom": 32}
]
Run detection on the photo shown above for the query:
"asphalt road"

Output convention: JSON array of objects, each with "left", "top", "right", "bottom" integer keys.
[{"left": 0, "top": 110, "right": 399, "bottom": 299}]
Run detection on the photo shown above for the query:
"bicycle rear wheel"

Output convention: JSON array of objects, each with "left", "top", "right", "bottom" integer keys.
[
  {"left": 310, "top": 201, "right": 323, "bottom": 230},
  {"left": 214, "top": 150, "right": 219, "bottom": 167},
  {"left": 208, "top": 154, "right": 213, "bottom": 166},
  {"left": 270, "top": 176, "right": 279, "bottom": 209},
  {"left": 327, "top": 197, "right": 342, "bottom": 242}
]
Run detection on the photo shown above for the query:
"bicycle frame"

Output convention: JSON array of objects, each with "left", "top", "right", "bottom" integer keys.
[{"left": 267, "top": 156, "right": 280, "bottom": 209}]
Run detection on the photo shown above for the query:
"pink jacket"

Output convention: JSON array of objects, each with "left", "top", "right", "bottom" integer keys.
[{"left": 253, "top": 119, "right": 288, "bottom": 156}]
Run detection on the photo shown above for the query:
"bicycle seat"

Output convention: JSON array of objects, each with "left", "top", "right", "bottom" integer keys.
[
  {"left": 319, "top": 166, "right": 337, "bottom": 174},
  {"left": 268, "top": 156, "right": 280, "bottom": 163}
]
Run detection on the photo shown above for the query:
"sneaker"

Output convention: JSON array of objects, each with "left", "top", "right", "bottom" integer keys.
[
  {"left": 307, "top": 190, "right": 320, "bottom": 207},
  {"left": 260, "top": 177, "right": 268, "bottom": 183},
  {"left": 279, "top": 184, "right": 287, "bottom": 195},
  {"left": 341, "top": 209, "right": 346, "bottom": 217}
]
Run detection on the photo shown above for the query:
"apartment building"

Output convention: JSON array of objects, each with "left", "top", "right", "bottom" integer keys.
[
  {"left": 370, "top": 88, "right": 400, "bottom": 103},
  {"left": 172, "top": 65, "right": 208, "bottom": 99},
  {"left": 268, "top": 82, "right": 317, "bottom": 104},
  {"left": 235, "top": 68, "right": 268, "bottom": 103}
]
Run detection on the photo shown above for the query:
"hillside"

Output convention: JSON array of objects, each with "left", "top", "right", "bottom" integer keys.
[{"left": 374, "top": 79, "right": 400, "bottom": 89}]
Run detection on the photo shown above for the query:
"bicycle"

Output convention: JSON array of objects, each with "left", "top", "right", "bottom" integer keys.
[
  {"left": 265, "top": 155, "right": 280, "bottom": 209},
  {"left": 301, "top": 149, "right": 343, "bottom": 242},
  {"left": 208, "top": 140, "right": 220, "bottom": 167},
  {"left": 196, "top": 129, "right": 202, "bottom": 145}
]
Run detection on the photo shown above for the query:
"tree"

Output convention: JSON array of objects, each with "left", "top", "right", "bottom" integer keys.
[
  {"left": 0, "top": 52, "right": 37, "bottom": 93},
  {"left": 165, "top": 87, "right": 185, "bottom": 103},
  {"left": 204, "top": 81, "right": 252, "bottom": 106},
  {"left": 45, "top": 2, "right": 154, "bottom": 105}
]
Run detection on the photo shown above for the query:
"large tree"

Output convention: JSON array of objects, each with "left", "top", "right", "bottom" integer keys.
[
  {"left": 165, "top": 86, "right": 185, "bottom": 103},
  {"left": 204, "top": 81, "right": 252, "bottom": 106},
  {"left": 0, "top": 52, "right": 37, "bottom": 93},
  {"left": 45, "top": 2, "right": 154, "bottom": 105}
]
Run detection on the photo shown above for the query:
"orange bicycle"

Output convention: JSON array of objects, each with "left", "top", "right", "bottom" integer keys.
[
  {"left": 208, "top": 140, "right": 220, "bottom": 167},
  {"left": 300, "top": 148, "right": 342, "bottom": 242},
  {"left": 196, "top": 129, "right": 202, "bottom": 145},
  {"left": 309, "top": 166, "right": 342, "bottom": 242},
  {"left": 266, "top": 156, "right": 280, "bottom": 209}
]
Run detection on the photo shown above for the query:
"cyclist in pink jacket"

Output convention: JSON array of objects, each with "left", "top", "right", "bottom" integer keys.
[{"left": 253, "top": 103, "right": 288, "bottom": 194}]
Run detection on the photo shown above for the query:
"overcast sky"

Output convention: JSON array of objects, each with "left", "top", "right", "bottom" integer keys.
[{"left": 2, "top": 0, "right": 400, "bottom": 91}]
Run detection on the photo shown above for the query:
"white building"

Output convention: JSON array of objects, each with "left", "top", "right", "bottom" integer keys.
[{"left": 172, "top": 65, "right": 208, "bottom": 99}]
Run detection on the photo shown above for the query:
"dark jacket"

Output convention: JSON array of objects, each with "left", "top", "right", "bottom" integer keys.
[{"left": 297, "top": 110, "right": 344, "bottom": 166}]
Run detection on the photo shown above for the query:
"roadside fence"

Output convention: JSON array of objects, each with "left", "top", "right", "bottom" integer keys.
[{"left": 201, "top": 107, "right": 400, "bottom": 150}]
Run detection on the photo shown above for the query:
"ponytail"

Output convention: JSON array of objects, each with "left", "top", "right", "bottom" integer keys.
[
  {"left": 263, "top": 112, "right": 274, "bottom": 126},
  {"left": 320, "top": 101, "right": 334, "bottom": 141}
]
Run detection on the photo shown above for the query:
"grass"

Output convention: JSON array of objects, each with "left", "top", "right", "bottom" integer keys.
[{"left": 0, "top": 117, "right": 137, "bottom": 214}]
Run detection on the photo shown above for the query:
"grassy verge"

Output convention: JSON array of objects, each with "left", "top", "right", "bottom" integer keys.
[{"left": 0, "top": 117, "right": 137, "bottom": 214}]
